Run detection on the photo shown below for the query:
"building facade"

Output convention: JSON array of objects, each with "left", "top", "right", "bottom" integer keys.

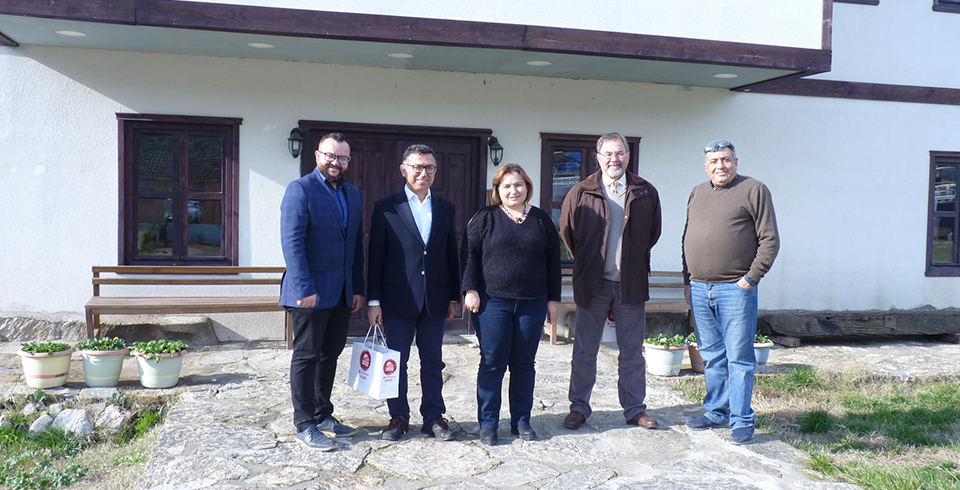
[{"left": 1, "top": 0, "right": 958, "bottom": 339}]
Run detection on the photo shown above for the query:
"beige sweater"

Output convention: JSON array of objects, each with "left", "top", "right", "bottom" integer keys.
[{"left": 682, "top": 174, "right": 779, "bottom": 284}]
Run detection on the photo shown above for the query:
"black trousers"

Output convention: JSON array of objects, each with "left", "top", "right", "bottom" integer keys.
[{"left": 286, "top": 290, "right": 352, "bottom": 432}]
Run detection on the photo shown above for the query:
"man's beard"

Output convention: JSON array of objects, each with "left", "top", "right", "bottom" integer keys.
[{"left": 322, "top": 164, "right": 344, "bottom": 184}]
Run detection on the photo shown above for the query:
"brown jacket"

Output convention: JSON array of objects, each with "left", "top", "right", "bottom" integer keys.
[{"left": 560, "top": 171, "right": 661, "bottom": 304}]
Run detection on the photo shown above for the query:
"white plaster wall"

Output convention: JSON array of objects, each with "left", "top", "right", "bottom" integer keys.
[
  {"left": 816, "top": 0, "right": 960, "bottom": 87},
  {"left": 181, "top": 0, "right": 824, "bottom": 50},
  {"left": 2, "top": 44, "right": 958, "bottom": 338}
]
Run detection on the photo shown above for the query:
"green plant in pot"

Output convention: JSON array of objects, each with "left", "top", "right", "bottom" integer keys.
[
  {"left": 643, "top": 334, "right": 687, "bottom": 377},
  {"left": 131, "top": 340, "right": 188, "bottom": 389},
  {"left": 75, "top": 337, "right": 129, "bottom": 387},
  {"left": 17, "top": 341, "right": 75, "bottom": 389},
  {"left": 754, "top": 333, "right": 774, "bottom": 373}
]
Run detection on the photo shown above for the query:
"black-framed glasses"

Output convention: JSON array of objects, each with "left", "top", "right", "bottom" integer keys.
[
  {"left": 318, "top": 151, "right": 351, "bottom": 164},
  {"left": 404, "top": 163, "right": 437, "bottom": 174}
]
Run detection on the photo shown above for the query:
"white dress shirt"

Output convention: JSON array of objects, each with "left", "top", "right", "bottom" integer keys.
[{"left": 405, "top": 185, "right": 432, "bottom": 245}]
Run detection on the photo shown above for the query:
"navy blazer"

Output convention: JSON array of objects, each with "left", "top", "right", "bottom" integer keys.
[
  {"left": 367, "top": 189, "right": 460, "bottom": 319},
  {"left": 279, "top": 168, "right": 365, "bottom": 309}
]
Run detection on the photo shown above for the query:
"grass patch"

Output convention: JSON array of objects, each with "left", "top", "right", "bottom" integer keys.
[
  {"left": 664, "top": 368, "right": 960, "bottom": 490},
  {"left": 0, "top": 392, "right": 169, "bottom": 490}
]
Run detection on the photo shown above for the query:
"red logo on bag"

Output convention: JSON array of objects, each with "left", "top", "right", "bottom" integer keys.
[
  {"left": 383, "top": 359, "right": 397, "bottom": 375},
  {"left": 360, "top": 350, "right": 372, "bottom": 371}
]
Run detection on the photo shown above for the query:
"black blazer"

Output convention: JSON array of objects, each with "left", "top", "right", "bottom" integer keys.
[{"left": 367, "top": 189, "right": 461, "bottom": 319}]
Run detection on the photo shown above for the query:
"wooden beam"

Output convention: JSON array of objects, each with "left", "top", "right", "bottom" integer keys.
[{"left": 760, "top": 309, "right": 960, "bottom": 339}]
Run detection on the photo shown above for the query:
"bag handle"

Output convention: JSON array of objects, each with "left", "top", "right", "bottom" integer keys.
[{"left": 363, "top": 323, "right": 387, "bottom": 347}]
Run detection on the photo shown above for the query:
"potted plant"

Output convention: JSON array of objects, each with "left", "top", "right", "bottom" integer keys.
[
  {"left": 131, "top": 340, "right": 188, "bottom": 388},
  {"left": 643, "top": 334, "right": 687, "bottom": 376},
  {"left": 685, "top": 332, "right": 705, "bottom": 374},
  {"left": 754, "top": 333, "right": 774, "bottom": 373},
  {"left": 75, "top": 337, "right": 129, "bottom": 387},
  {"left": 17, "top": 341, "right": 75, "bottom": 389}
]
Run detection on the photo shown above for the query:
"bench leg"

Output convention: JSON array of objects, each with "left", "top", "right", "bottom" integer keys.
[
  {"left": 285, "top": 311, "right": 293, "bottom": 350},
  {"left": 550, "top": 317, "right": 558, "bottom": 345},
  {"left": 85, "top": 309, "right": 96, "bottom": 339}
]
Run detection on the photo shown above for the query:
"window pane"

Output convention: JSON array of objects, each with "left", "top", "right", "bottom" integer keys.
[
  {"left": 137, "top": 134, "right": 174, "bottom": 192},
  {"left": 137, "top": 198, "right": 173, "bottom": 257},
  {"left": 553, "top": 151, "right": 582, "bottom": 204},
  {"left": 188, "top": 136, "right": 223, "bottom": 193},
  {"left": 187, "top": 200, "right": 223, "bottom": 257},
  {"left": 935, "top": 165, "right": 956, "bottom": 212},
  {"left": 932, "top": 217, "right": 955, "bottom": 263}
]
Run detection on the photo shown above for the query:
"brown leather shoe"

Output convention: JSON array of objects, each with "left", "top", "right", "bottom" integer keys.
[
  {"left": 627, "top": 411, "right": 659, "bottom": 429},
  {"left": 381, "top": 415, "right": 409, "bottom": 441},
  {"left": 563, "top": 410, "right": 587, "bottom": 430},
  {"left": 422, "top": 417, "right": 456, "bottom": 441}
]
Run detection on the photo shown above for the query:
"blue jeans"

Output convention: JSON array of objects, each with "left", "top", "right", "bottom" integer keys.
[
  {"left": 474, "top": 296, "right": 547, "bottom": 429},
  {"left": 689, "top": 281, "right": 758, "bottom": 430}
]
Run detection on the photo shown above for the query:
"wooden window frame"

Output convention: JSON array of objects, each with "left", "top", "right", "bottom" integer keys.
[
  {"left": 933, "top": 0, "right": 960, "bottom": 13},
  {"left": 926, "top": 151, "right": 960, "bottom": 276},
  {"left": 117, "top": 113, "right": 241, "bottom": 266}
]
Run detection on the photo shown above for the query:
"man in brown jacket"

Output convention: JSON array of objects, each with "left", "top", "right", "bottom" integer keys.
[{"left": 559, "top": 132, "right": 662, "bottom": 430}]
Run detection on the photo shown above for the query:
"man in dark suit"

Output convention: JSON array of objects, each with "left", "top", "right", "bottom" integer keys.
[
  {"left": 367, "top": 144, "right": 460, "bottom": 442},
  {"left": 280, "top": 132, "right": 365, "bottom": 451}
]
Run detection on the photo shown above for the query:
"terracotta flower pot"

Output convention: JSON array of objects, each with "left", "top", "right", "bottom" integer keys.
[
  {"left": 687, "top": 342, "right": 705, "bottom": 374},
  {"left": 18, "top": 348, "right": 75, "bottom": 389},
  {"left": 79, "top": 348, "right": 130, "bottom": 387}
]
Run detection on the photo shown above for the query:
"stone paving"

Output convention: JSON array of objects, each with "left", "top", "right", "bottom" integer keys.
[{"left": 4, "top": 334, "right": 958, "bottom": 489}]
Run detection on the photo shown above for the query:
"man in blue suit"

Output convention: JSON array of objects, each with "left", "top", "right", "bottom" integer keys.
[
  {"left": 367, "top": 144, "right": 460, "bottom": 442},
  {"left": 280, "top": 132, "right": 365, "bottom": 451}
]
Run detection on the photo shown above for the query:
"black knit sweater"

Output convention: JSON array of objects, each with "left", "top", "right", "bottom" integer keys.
[{"left": 461, "top": 205, "right": 562, "bottom": 301}]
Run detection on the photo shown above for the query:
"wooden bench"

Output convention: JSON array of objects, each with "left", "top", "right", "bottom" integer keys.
[
  {"left": 546, "top": 270, "right": 690, "bottom": 345},
  {"left": 85, "top": 266, "right": 294, "bottom": 348}
]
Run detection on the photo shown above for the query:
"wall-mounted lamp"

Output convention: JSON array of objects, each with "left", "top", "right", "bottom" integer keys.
[
  {"left": 487, "top": 136, "right": 504, "bottom": 166},
  {"left": 287, "top": 128, "right": 304, "bottom": 159}
]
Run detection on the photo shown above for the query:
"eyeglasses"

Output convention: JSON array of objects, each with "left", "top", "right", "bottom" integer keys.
[
  {"left": 599, "top": 151, "right": 627, "bottom": 161},
  {"left": 704, "top": 140, "right": 735, "bottom": 154},
  {"left": 318, "top": 151, "right": 351, "bottom": 164},
  {"left": 404, "top": 163, "right": 437, "bottom": 174}
]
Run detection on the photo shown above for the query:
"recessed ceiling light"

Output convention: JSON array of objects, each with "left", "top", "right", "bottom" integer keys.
[
  {"left": 388, "top": 53, "right": 414, "bottom": 59},
  {"left": 248, "top": 42, "right": 275, "bottom": 49},
  {"left": 55, "top": 30, "right": 87, "bottom": 37},
  {"left": 713, "top": 73, "right": 738, "bottom": 79},
  {"left": 527, "top": 61, "right": 552, "bottom": 66}
]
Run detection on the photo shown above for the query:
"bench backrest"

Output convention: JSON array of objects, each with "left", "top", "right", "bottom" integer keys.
[{"left": 92, "top": 266, "right": 285, "bottom": 296}]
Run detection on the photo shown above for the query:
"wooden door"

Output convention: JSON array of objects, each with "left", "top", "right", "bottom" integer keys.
[{"left": 297, "top": 122, "right": 490, "bottom": 335}]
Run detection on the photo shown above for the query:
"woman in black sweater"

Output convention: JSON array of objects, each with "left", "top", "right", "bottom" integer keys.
[{"left": 462, "top": 164, "right": 561, "bottom": 445}]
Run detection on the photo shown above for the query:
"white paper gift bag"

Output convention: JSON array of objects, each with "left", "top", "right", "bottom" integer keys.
[{"left": 347, "top": 324, "right": 400, "bottom": 400}]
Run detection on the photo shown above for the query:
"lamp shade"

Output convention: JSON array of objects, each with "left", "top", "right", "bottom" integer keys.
[
  {"left": 488, "top": 136, "right": 504, "bottom": 166},
  {"left": 288, "top": 128, "right": 304, "bottom": 158}
]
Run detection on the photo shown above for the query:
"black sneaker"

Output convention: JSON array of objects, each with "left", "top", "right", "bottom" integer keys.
[
  {"left": 479, "top": 427, "right": 497, "bottom": 446},
  {"left": 317, "top": 416, "right": 357, "bottom": 438},
  {"left": 296, "top": 425, "right": 336, "bottom": 451},
  {"left": 510, "top": 424, "right": 537, "bottom": 441}
]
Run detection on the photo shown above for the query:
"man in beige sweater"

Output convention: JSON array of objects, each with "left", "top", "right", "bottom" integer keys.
[{"left": 681, "top": 140, "right": 779, "bottom": 445}]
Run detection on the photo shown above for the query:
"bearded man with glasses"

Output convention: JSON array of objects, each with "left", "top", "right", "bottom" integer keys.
[
  {"left": 559, "top": 132, "right": 662, "bottom": 431},
  {"left": 280, "top": 132, "right": 364, "bottom": 451}
]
